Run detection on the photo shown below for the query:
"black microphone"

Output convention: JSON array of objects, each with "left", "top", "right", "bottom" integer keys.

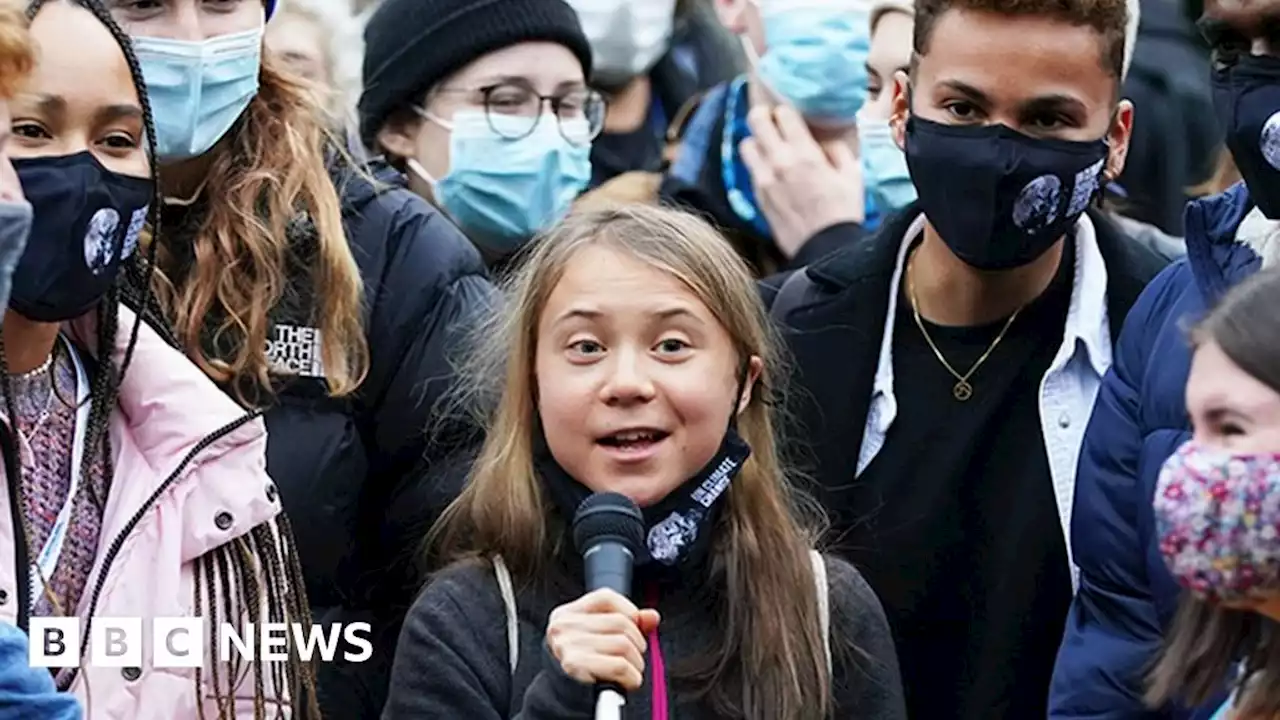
[{"left": 572, "top": 492, "right": 645, "bottom": 720}]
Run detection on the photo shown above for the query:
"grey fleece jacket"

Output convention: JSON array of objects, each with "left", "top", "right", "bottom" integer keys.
[{"left": 382, "top": 553, "right": 907, "bottom": 719}]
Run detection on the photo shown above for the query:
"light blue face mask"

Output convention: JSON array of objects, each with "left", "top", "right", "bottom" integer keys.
[
  {"left": 132, "top": 27, "right": 263, "bottom": 162},
  {"left": 751, "top": 2, "right": 870, "bottom": 126},
  {"left": 410, "top": 111, "right": 592, "bottom": 255},
  {"left": 0, "top": 199, "right": 32, "bottom": 321},
  {"left": 858, "top": 117, "right": 917, "bottom": 212}
]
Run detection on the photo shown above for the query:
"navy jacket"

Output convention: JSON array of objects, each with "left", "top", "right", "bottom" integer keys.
[
  {"left": 306, "top": 160, "right": 496, "bottom": 717},
  {"left": 1049, "top": 182, "right": 1260, "bottom": 718}
]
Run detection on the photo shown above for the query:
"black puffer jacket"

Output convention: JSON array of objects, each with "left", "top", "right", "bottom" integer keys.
[{"left": 155, "top": 158, "right": 497, "bottom": 718}]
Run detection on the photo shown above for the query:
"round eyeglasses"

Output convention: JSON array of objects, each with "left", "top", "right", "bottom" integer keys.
[{"left": 431, "top": 81, "right": 607, "bottom": 147}]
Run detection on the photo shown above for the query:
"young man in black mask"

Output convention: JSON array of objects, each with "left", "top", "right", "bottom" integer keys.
[{"left": 763, "top": 0, "right": 1166, "bottom": 716}]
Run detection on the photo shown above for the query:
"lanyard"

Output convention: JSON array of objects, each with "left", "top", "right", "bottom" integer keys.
[{"left": 29, "top": 337, "right": 90, "bottom": 610}]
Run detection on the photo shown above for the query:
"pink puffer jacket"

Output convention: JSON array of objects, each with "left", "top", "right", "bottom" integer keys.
[{"left": 0, "top": 306, "right": 303, "bottom": 719}]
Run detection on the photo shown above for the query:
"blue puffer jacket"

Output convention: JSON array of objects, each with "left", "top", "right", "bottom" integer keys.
[
  {"left": 0, "top": 622, "right": 81, "bottom": 719},
  {"left": 1048, "top": 182, "right": 1263, "bottom": 718}
]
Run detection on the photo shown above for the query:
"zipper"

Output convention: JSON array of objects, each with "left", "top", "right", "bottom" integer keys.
[
  {"left": 646, "top": 582, "right": 669, "bottom": 720},
  {"left": 0, "top": 423, "right": 30, "bottom": 632},
  {"left": 62, "top": 408, "right": 263, "bottom": 686}
]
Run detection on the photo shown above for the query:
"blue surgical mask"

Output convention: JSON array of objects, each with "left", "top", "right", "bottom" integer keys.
[
  {"left": 409, "top": 111, "right": 592, "bottom": 255},
  {"left": 858, "top": 117, "right": 917, "bottom": 212},
  {"left": 748, "top": 1, "right": 870, "bottom": 126},
  {"left": 133, "top": 27, "right": 263, "bottom": 162}
]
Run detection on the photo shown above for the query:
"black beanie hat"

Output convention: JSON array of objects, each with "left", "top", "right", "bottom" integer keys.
[{"left": 358, "top": 0, "right": 593, "bottom": 150}]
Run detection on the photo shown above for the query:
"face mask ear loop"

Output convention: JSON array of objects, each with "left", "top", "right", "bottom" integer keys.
[
  {"left": 738, "top": 33, "right": 789, "bottom": 110},
  {"left": 727, "top": 358, "right": 753, "bottom": 432},
  {"left": 405, "top": 105, "right": 449, "bottom": 204},
  {"left": 414, "top": 105, "right": 455, "bottom": 133},
  {"left": 404, "top": 157, "right": 443, "bottom": 209},
  {"left": 1095, "top": 107, "right": 1121, "bottom": 209}
]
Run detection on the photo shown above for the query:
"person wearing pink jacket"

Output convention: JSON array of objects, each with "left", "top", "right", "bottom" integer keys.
[{"left": 0, "top": 0, "right": 315, "bottom": 717}]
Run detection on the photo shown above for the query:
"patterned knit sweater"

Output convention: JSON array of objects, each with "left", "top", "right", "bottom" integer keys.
[{"left": 7, "top": 341, "right": 106, "bottom": 630}]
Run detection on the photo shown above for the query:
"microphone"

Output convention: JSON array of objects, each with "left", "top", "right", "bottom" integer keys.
[{"left": 572, "top": 492, "right": 646, "bottom": 720}]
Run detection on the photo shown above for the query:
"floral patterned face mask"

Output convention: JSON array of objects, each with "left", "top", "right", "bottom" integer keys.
[{"left": 1154, "top": 440, "right": 1280, "bottom": 603}]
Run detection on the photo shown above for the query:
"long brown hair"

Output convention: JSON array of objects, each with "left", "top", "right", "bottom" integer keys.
[
  {"left": 432, "top": 203, "right": 837, "bottom": 719},
  {"left": 1146, "top": 268, "right": 1280, "bottom": 717},
  {"left": 149, "top": 51, "right": 369, "bottom": 406}
]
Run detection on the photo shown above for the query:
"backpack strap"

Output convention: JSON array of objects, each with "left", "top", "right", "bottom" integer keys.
[
  {"left": 492, "top": 555, "right": 519, "bottom": 675},
  {"left": 770, "top": 269, "right": 815, "bottom": 325},
  {"left": 495, "top": 551, "right": 829, "bottom": 677},
  {"left": 810, "top": 550, "right": 832, "bottom": 673}
]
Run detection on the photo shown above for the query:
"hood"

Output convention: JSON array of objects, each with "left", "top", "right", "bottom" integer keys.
[
  {"left": 1182, "top": 181, "right": 1270, "bottom": 304},
  {"left": 334, "top": 155, "right": 410, "bottom": 215}
]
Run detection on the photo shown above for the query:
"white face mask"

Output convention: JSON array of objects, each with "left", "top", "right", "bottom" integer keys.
[{"left": 566, "top": 0, "right": 678, "bottom": 87}]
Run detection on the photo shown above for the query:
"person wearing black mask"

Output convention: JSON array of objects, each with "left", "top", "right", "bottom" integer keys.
[
  {"left": 1048, "top": 0, "right": 1280, "bottom": 716},
  {"left": 763, "top": 0, "right": 1169, "bottom": 716}
]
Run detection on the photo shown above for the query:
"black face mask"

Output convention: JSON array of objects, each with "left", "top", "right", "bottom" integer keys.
[
  {"left": 536, "top": 428, "right": 752, "bottom": 572},
  {"left": 904, "top": 115, "right": 1110, "bottom": 270},
  {"left": 1213, "top": 54, "right": 1280, "bottom": 218},
  {"left": 10, "top": 151, "right": 152, "bottom": 323}
]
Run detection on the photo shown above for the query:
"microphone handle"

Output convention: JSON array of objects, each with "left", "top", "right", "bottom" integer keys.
[
  {"left": 583, "top": 542, "right": 636, "bottom": 719},
  {"left": 595, "top": 687, "right": 626, "bottom": 720},
  {"left": 583, "top": 542, "right": 634, "bottom": 597}
]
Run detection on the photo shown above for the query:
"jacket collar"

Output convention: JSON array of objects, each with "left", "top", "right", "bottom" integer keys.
[
  {"left": 864, "top": 209, "right": 1112, "bottom": 411},
  {"left": 1183, "top": 181, "right": 1267, "bottom": 304},
  {"left": 818, "top": 206, "right": 1113, "bottom": 375},
  {"left": 66, "top": 305, "right": 267, "bottom": 485}
]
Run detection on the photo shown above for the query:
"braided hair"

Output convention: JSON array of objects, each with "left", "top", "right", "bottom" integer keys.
[
  {"left": 9, "top": 2, "right": 320, "bottom": 717},
  {"left": 0, "top": 0, "right": 154, "bottom": 620}
]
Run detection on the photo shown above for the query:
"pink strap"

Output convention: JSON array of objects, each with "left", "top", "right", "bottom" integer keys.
[{"left": 646, "top": 584, "right": 669, "bottom": 720}]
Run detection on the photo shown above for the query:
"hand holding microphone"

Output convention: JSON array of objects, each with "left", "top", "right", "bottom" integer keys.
[
  {"left": 545, "top": 588, "right": 660, "bottom": 690},
  {"left": 543, "top": 492, "right": 656, "bottom": 716}
]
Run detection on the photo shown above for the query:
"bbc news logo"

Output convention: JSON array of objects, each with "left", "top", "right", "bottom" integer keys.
[{"left": 28, "top": 618, "right": 373, "bottom": 668}]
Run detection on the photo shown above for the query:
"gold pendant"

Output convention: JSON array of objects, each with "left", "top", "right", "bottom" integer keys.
[{"left": 953, "top": 380, "right": 973, "bottom": 401}]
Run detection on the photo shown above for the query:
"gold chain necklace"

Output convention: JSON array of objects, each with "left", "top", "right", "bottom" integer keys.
[{"left": 907, "top": 254, "right": 1023, "bottom": 401}]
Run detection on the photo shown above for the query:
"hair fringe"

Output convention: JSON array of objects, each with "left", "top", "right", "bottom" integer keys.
[{"left": 912, "top": 0, "right": 1130, "bottom": 80}]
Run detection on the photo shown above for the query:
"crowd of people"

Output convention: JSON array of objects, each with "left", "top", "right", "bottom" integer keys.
[{"left": 0, "top": 0, "right": 1272, "bottom": 718}]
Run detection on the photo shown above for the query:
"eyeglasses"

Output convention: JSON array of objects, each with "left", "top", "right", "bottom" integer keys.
[{"left": 430, "top": 81, "right": 607, "bottom": 146}]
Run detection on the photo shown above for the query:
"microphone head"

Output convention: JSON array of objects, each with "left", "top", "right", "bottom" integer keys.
[{"left": 572, "top": 492, "right": 645, "bottom": 557}]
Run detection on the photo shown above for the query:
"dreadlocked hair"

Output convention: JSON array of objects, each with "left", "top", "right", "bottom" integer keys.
[
  {"left": 12, "top": 2, "right": 321, "bottom": 717},
  {"left": 146, "top": 50, "right": 370, "bottom": 409}
]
